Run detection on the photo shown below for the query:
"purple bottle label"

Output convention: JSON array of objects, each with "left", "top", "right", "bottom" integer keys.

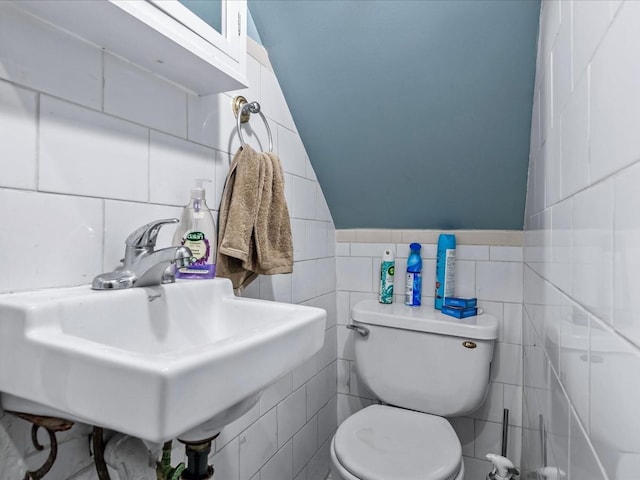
[{"left": 176, "top": 231, "right": 216, "bottom": 279}]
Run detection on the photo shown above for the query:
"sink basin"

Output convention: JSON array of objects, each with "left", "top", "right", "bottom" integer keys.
[{"left": 0, "top": 278, "right": 326, "bottom": 442}]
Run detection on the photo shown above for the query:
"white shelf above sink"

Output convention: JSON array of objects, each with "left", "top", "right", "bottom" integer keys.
[{"left": 9, "top": 0, "right": 249, "bottom": 95}]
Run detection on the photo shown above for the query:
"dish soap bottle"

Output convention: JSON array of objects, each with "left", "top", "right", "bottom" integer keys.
[
  {"left": 173, "top": 179, "right": 217, "bottom": 279},
  {"left": 405, "top": 243, "right": 422, "bottom": 306}
]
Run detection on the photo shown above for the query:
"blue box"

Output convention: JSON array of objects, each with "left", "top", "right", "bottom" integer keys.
[
  {"left": 441, "top": 305, "right": 478, "bottom": 319},
  {"left": 444, "top": 297, "right": 477, "bottom": 308}
]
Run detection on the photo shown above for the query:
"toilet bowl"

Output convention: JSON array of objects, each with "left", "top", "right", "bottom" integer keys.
[
  {"left": 330, "top": 405, "right": 464, "bottom": 480},
  {"left": 331, "top": 300, "right": 498, "bottom": 480}
]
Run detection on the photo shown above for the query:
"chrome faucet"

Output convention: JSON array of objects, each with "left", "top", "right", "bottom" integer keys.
[{"left": 92, "top": 218, "right": 192, "bottom": 290}]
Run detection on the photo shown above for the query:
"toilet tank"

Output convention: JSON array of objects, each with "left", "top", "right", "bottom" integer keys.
[{"left": 351, "top": 300, "right": 498, "bottom": 416}]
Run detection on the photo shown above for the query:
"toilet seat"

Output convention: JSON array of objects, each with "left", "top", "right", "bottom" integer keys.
[{"left": 332, "top": 405, "right": 463, "bottom": 480}]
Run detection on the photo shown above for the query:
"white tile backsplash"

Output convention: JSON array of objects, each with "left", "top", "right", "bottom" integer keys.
[
  {"left": 292, "top": 176, "right": 317, "bottom": 220},
  {"left": 538, "top": 0, "right": 560, "bottom": 69},
  {"left": 292, "top": 355, "right": 319, "bottom": 392},
  {"left": 456, "top": 244, "right": 489, "bottom": 261},
  {"left": 316, "top": 191, "right": 332, "bottom": 223},
  {"left": 550, "top": 198, "right": 572, "bottom": 294},
  {"left": 292, "top": 260, "right": 318, "bottom": 303},
  {"left": 552, "top": 7, "right": 572, "bottom": 114},
  {"left": 0, "top": 3, "right": 102, "bottom": 109},
  {"left": 317, "top": 395, "right": 337, "bottom": 447},
  {"left": 476, "top": 261, "right": 523, "bottom": 303},
  {"left": 572, "top": 180, "right": 613, "bottom": 323},
  {"left": 260, "top": 374, "right": 293, "bottom": 415},
  {"left": 306, "top": 221, "right": 329, "bottom": 259},
  {"left": 489, "top": 246, "right": 523, "bottom": 263},
  {"left": 0, "top": 8, "right": 335, "bottom": 479},
  {"left": 614, "top": 162, "right": 640, "bottom": 347},
  {"left": 104, "top": 54, "right": 187, "bottom": 137},
  {"left": 239, "top": 409, "right": 278, "bottom": 480},
  {"left": 589, "top": 319, "right": 640, "bottom": 480},
  {"left": 0, "top": 188, "right": 103, "bottom": 292},
  {"left": 306, "top": 363, "right": 337, "bottom": 421},
  {"left": 149, "top": 131, "right": 217, "bottom": 206},
  {"left": 39, "top": 95, "right": 149, "bottom": 201},
  {"left": 524, "top": 1, "right": 640, "bottom": 477},
  {"left": 259, "top": 273, "right": 293, "bottom": 303},
  {"left": 589, "top": 1, "right": 640, "bottom": 182},
  {"left": 0, "top": 81, "right": 37, "bottom": 190},
  {"left": 350, "top": 242, "right": 396, "bottom": 258},
  {"left": 448, "top": 417, "right": 474, "bottom": 457},
  {"left": 454, "top": 260, "right": 476, "bottom": 298},
  {"left": 503, "top": 303, "right": 523, "bottom": 345},
  {"left": 560, "top": 71, "right": 589, "bottom": 199},
  {"left": 540, "top": 54, "right": 554, "bottom": 150},
  {"left": 259, "top": 64, "right": 295, "bottom": 132},
  {"left": 492, "top": 343, "right": 523, "bottom": 385},
  {"left": 187, "top": 92, "right": 236, "bottom": 151},
  {"left": 503, "top": 384, "right": 522, "bottom": 428},
  {"left": 212, "top": 437, "right": 240, "bottom": 480},
  {"left": 569, "top": 410, "right": 607, "bottom": 480},
  {"left": 277, "top": 387, "right": 307, "bottom": 449},
  {"left": 293, "top": 416, "right": 318, "bottom": 477},
  {"left": 278, "top": 126, "right": 307, "bottom": 178},
  {"left": 470, "top": 382, "right": 504, "bottom": 424},
  {"left": 572, "top": 1, "right": 610, "bottom": 84},
  {"left": 335, "top": 256, "right": 372, "bottom": 292},
  {"left": 260, "top": 440, "right": 293, "bottom": 480},
  {"left": 474, "top": 420, "right": 503, "bottom": 460}
]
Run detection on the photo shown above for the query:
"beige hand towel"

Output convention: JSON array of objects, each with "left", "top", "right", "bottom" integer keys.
[{"left": 216, "top": 145, "right": 293, "bottom": 292}]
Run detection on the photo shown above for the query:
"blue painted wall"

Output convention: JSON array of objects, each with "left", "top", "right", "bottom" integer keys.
[{"left": 249, "top": 0, "right": 540, "bottom": 230}]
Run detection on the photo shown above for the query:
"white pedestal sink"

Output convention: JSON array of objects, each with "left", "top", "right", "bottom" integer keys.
[{"left": 0, "top": 278, "right": 326, "bottom": 442}]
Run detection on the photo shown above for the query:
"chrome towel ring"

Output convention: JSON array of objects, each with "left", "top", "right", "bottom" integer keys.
[{"left": 232, "top": 96, "right": 274, "bottom": 153}]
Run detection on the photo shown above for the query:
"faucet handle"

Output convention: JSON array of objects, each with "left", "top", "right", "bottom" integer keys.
[{"left": 126, "top": 218, "right": 179, "bottom": 249}]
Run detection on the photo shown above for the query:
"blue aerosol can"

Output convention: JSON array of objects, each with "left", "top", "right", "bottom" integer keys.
[
  {"left": 405, "top": 243, "right": 422, "bottom": 306},
  {"left": 435, "top": 234, "right": 456, "bottom": 310}
]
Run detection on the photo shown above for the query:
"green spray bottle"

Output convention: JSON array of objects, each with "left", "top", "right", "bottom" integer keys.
[{"left": 379, "top": 249, "right": 395, "bottom": 304}]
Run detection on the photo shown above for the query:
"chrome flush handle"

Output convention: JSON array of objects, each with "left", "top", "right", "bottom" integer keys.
[{"left": 347, "top": 324, "right": 370, "bottom": 338}]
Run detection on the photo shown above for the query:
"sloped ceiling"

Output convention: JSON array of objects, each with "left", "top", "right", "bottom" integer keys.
[{"left": 249, "top": 0, "right": 540, "bottom": 230}]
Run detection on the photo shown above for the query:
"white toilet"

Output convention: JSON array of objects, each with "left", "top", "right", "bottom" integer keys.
[{"left": 331, "top": 300, "right": 498, "bottom": 480}]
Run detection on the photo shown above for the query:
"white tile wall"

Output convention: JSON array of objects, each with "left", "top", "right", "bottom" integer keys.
[
  {"left": 149, "top": 131, "right": 217, "bottom": 206},
  {"left": 104, "top": 54, "right": 188, "bottom": 137},
  {"left": 559, "top": 72, "right": 589, "bottom": 199},
  {"left": 0, "top": 5, "right": 336, "bottom": 480},
  {"left": 523, "top": 2, "right": 640, "bottom": 479},
  {"left": 335, "top": 234, "right": 524, "bottom": 472},
  {"left": 572, "top": 180, "right": 613, "bottom": 324},
  {"left": 0, "top": 189, "right": 104, "bottom": 292},
  {"left": 613, "top": 161, "right": 640, "bottom": 344},
  {"left": 0, "top": 82, "right": 37, "bottom": 190},
  {"left": 39, "top": 95, "right": 150, "bottom": 201},
  {"left": 260, "top": 440, "right": 293, "bottom": 480},
  {"left": 279, "top": 126, "right": 308, "bottom": 178},
  {"left": 589, "top": 1, "right": 640, "bottom": 182},
  {"left": 0, "top": 3, "right": 102, "bottom": 110},
  {"left": 239, "top": 409, "right": 278, "bottom": 480},
  {"left": 293, "top": 416, "right": 318, "bottom": 477}
]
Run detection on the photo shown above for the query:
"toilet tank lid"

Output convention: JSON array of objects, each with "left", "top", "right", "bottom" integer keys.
[{"left": 352, "top": 300, "right": 498, "bottom": 340}]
